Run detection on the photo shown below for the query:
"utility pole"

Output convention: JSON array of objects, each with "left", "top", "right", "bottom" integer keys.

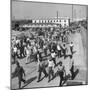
[
  {"left": 72, "top": 4, "right": 73, "bottom": 21},
  {"left": 57, "top": 11, "right": 58, "bottom": 20}
]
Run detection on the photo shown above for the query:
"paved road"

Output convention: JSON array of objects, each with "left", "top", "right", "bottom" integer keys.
[{"left": 11, "top": 27, "right": 88, "bottom": 89}]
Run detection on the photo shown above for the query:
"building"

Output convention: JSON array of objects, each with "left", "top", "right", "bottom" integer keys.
[
  {"left": 21, "top": 17, "right": 70, "bottom": 28},
  {"left": 31, "top": 17, "right": 70, "bottom": 28},
  {"left": 19, "top": 11, "right": 70, "bottom": 28}
]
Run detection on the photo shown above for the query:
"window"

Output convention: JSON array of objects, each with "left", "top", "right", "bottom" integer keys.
[
  {"left": 45, "top": 20, "right": 46, "bottom": 23},
  {"left": 55, "top": 20, "right": 57, "bottom": 22},
  {"left": 64, "top": 24, "right": 66, "bottom": 27},
  {"left": 41, "top": 20, "right": 42, "bottom": 23},
  {"left": 46, "top": 20, "right": 48, "bottom": 23},
  {"left": 42, "top": 20, "right": 43, "bottom": 23},
  {"left": 43, "top": 20, "right": 45, "bottom": 23},
  {"left": 60, "top": 24, "right": 61, "bottom": 27},
  {"left": 39, "top": 20, "right": 40, "bottom": 23},
  {"left": 64, "top": 20, "right": 66, "bottom": 22},
  {"left": 36, "top": 20, "right": 39, "bottom": 23}
]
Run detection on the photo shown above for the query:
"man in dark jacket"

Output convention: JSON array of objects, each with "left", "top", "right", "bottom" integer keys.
[
  {"left": 57, "top": 61, "right": 65, "bottom": 86},
  {"left": 12, "top": 61, "right": 26, "bottom": 89},
  {"left": 62, "top": 44, "right": 67, "bottom": 59},
  {"left": 37, "top": 54, "right": 48, "bottom": 82}
]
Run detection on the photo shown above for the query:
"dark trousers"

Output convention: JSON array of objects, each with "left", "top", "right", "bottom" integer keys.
[
  {"left": 59, "top": 71, "right": 64, "bottom": 86},
  {"left": 58, "top": 50, "right": 61, "bottom": 57},
  {"left": 70, "top": 46, "right": 73, "bottom": 54},
  {"left": 44, "top": 49, "right": 47, "bottom": 56},
  {"left": 13, "top": 52, "right": 17, "bottom": 63},
  {"left": 48, "top": 67, "right": 54, "bottom": 81},
  {"left": 38, "top": 67, "right": 48, "bottom": 81},
  {"left": 52, "top": 58, "right": 56, "bottom": 66},
  {"left": 70, "top": 65, "right": 74, "bottom": 80},
  {"left": 18, "top": 76, "right": 25, "bottom": 88},
  {"left": 62, "top": 49, "right": 66, "bottom": 59},
  {"left": 71, "top": 71, "right": 74, "bottom": 80},
  {"left": 34, "top": 54, "right": 37, "bottom": 62},
  {"left": 20, "top": 47, "right": 25, "bottom": 57}
]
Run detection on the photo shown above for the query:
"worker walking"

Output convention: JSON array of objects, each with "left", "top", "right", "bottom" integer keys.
[
  {"left": 12, "top": 61, "right": 26, "bottom": 89},
  {"left": 69, "top": 42, "right": 74, "bottom": 55},
  {"left": 37, "top": 54, "right": 48, "bottom": 82},
  {"left": 51, "top": 50, "right": 57, "bottom": 66},
  {"left": 48, "top": 58, "right": 54, "bottom": 82},
  {"left": 57, "top": 61, "right": 65, "bottom": 86}
]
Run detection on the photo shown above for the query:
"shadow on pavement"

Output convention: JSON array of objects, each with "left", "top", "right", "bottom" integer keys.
[
  {"left": 62, "top": 68, "right": 79, "bottom": 86},
  {"left": 72, "top": 69, "right": 79, "bottom": 80},
  {"left": 22, "top": 76, "right": 37, "bottom": 88},
  {"left": 37, "top": 76, "right": 46, "bottom": 82}
]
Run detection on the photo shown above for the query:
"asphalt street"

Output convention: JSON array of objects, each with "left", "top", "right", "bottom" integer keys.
[{"left": 11, "top": 27, "right": 88, "bottom": 89}]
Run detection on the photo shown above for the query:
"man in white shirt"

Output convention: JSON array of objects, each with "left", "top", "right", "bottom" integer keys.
[
  {"left": 13, "top": 46, "right": 18, "bottom": 63},
  {"left": 13, "top": 46, "right": 17, "bottom": 53},
  {"left": 57, "top": 43, "right": 61, "bottom": 58},
  {"left": 25, "top": 47, "right": 30, "bottom": 64},
  {"left": 48, "top": 59, "right": 54, "bottom": 82},
  {"left": 51, "top": 50, "right": 56, "bottom": 66},
  {"left": 69, "top": 42, "right": 74, "bottom": 54}
]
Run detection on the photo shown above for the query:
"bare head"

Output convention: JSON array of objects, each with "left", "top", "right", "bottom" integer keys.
[
  {"left": 16, "top": 61, "right": 20, "bottom": 67},
  {"left": 63, "top": 44, "right": 65, "bottom": 47},
  {"left": 59, "top": 61, "right": 62, "bottom": 66}
]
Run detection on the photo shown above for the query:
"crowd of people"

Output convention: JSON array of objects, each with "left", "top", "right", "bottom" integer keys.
[{"left": 11, "top": 26, "right": 78, "bottom": 89}]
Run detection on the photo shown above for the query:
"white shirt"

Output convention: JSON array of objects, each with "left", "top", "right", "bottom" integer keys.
[
  {"left": 70, "top": 43, "right": 73, "bottom": 47},
  {"left": 43, "top": 45, "right": 46, "bottom": 49},
  {"left": 48, "top": 60, "right": 54, "bottom": 67},
  {"left": 58, "top": 65, "right": 64, "bottom": 71},
  {"left": 16, "top": 39, "right": 20, "bottom": 44},
  {"left": 13, "top": 47, "right": 17, "bottom": 53},
  {"left": 27, "top": 38, "right": 29, "bottom": 41},
  {"left": 57, "top": 45, "right": 61, "bottom": 50},
  {"left": 25, "top": 47, "right": 30, "bottom": 55},
  {"left": 31, "top": 41, "right": 35, "bottom": 46},
  {"left": 51, "top": 52, "right": 56, "bottom": 58}
]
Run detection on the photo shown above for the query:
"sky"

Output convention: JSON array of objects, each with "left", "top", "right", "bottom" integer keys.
[{"left": 12, "top": 0, "right": 88, "bottom": 20}]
